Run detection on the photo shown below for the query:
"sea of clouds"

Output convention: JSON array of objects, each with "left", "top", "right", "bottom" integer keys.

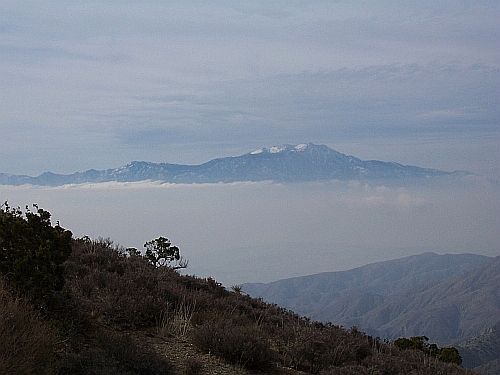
[{"left": 1, "top": 177, "right": 498, "bottom": 286}]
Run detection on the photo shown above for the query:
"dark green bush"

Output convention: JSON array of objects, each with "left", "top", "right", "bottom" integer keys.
[
  {"left": 0, "top": 203, "right": 72, "bottom": 310},
  {"left": 438, "top": 346, "right": 463, "bottom": 365},
  {"left": 394, "top": 335, "right": 462, "bottom": 365}
]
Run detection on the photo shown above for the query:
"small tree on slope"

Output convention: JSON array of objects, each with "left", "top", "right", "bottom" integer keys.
[{"left": 144, "top": 236, "right": 188, "bottom": 269}]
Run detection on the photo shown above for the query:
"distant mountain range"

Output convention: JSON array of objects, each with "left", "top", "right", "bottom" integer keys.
[
  {"left": 0, "top": 143, "right": 467, "bottom": 186},
  {"left": 243, "top": 253, "right": 500, "bottom": 373}
]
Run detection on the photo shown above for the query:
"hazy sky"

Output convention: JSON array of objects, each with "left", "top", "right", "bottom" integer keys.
[
  {"left": 0, "top": 1, "right": 498, "bottom": 178},
  {"left": 1, "top": 2, "right": 499, "bottom": 286}
]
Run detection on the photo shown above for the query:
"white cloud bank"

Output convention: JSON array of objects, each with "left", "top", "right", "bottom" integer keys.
[{"left": 1, "top": 179, "right": 498, "bottom": 286}]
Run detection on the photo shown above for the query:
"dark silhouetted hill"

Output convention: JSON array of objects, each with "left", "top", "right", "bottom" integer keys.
[{"left": 0, "top": 236, "right": 480, "bottom": 375}]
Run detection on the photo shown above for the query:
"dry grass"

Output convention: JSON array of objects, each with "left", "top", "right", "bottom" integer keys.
[{"left": 0, "top": 278, "right": 58, "bottom": 375}]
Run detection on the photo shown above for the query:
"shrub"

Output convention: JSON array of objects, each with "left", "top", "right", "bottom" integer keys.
[
  {"left": 192, "top": 318, "right": 274, "bottom": 371},
  {"left": 394, "top": 335, "right": 463, "bottom": 365},
  {"left": 438, "top": 347, "right": 463, "bottom": 365},
  {"left": 58, "top": 330, "right": 175, "bottom": 375},
  {"left": 66, "top": 238, "right": 174, "bottom": 328},
  {"left": 0, "top": 278, "right": 58, "bottom": 375},
  {"left": 275, "top": 319, "right": 371, "bottom": 373},
  {"left": 322, "top": 365, "right": 370, "bottom": 375},
  {"left": 182, "top": 357, "right": 204, "bottom": 375},
  {"left": 360, "top": 350, "right": 471, "bottom": 375},
  {"left": 0, "top": 203, "right": 72, "bottom": 311}
]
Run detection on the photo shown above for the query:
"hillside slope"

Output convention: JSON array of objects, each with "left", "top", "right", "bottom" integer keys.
[
  {"left": 0, "top": 205, "right": 482, "bottom": 374},
  {"left": 243, "top": 252, "right": 491, "bottom": 324},
  {"left": 56, "top": 240, "right": 480, "bottom": 374},
  {"left": 353, "top": 255, "right": 500, "bottom": 344},
  {"left": 244, "top": 253, "right": 499, "bottom": 372},
  {"left": 370, "top": 256, "right": 500, "bottom": 374},
  {"left": 458, "top": 321, "right": 500, "bottom": 374}
]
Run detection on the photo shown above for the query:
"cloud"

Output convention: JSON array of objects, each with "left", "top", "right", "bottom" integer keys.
[
  {"left": 0, "top": 1, "right": 498, "bottom": 178},
  {"left": 1, "top": 180, "right": 498, "bottom": 285},
  {"left": 336, "top": 184, "right": 428, "bottom": 210},
  {"left": 112, "top": 64, "right": 499, "bottom": 149}
]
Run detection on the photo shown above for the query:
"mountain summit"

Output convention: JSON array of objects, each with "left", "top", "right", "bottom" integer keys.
[{"left": 0, "top": 142, "right": 464, "bottom": 186}]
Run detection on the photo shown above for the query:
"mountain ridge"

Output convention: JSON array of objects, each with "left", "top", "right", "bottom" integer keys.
[
  {"left": 243, "top": 252, "right": 492, "bottom": 311},
  {"left": 0, "top": 142, "right": 467, "bottom": 186},
  {"left": 458, "top": 321, "right": 500, "bottom": 372},
  {"left": 243, "top": 252, "right": 499, "bottom": 372}
]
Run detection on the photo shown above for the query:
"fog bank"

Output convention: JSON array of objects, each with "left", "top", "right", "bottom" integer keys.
[{"left": 1, "top": 178, "right": 498, "bottom": 286}]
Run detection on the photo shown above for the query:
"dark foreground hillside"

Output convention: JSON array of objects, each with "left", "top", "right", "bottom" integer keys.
[{"left": 0, "top": 206, "right": 479, "bottom": 375}]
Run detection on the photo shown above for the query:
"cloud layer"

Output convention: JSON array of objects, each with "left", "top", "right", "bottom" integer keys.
[
  {"left": 1, "top": 180, "right": 498, "bottom": 285},
  {"left": 0, "top": 1, "right": 498, "bottom": 178}
]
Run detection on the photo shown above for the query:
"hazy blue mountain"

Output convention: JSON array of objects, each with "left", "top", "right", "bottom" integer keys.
[
  {"left": 243, "top": 252, "right": 491, "bottom": 327},
  {"left": 0, "top": 143, "right": 465, "bottom": 186},
  {"left": 357, "top": 255, "right": 499, "bottom": 342},
  {"left": 243, "top": 253, "right": 500, "bottom": 372}
]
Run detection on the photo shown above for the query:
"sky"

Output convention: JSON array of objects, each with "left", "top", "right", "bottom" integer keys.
[
  {"left": 1, "top": 1, "right": 499, "bottom": 286},
  {"left": 0, "top": 1, "right": 498, "bottom": 177}
]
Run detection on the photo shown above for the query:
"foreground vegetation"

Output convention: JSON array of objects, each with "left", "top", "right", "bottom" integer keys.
[{"left": 1, "top": 204, "right": 477, "bottom": 374}]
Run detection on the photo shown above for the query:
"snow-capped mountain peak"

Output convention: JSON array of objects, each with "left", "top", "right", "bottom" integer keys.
[
  {"left": 269, "top": 146, "right": 286, "bottom": 153},
  {"left": 0, "top": 142, "right": 465, "bottom": 186},
  {"left": 250, "top": 143, "right": 309, "bottom": 155},
  {"left": 294, "top": 143, "right": 308, "bottom": 151},
  {"left": 250, "top": 148, "right": 264, "bottom": 155}
]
